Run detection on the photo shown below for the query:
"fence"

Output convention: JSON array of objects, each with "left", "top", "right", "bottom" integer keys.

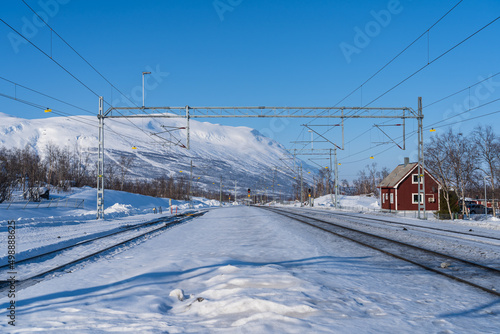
[{"left": 0, "top": 198, "right": 85, "bottom": 210}]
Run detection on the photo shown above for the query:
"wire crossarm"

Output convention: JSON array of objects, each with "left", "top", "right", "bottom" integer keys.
[{"left": 104, "top": 106, "right": 417, "bottom": 119}]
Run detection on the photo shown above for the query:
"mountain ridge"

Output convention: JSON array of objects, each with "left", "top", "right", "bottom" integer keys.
[{"left": 0, "top": 113, "right": 315, "bottom": 195}]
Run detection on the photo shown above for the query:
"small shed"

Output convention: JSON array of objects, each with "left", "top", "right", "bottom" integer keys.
[{"left": 378, "top": 161, "right": 441, "bottom": 211}]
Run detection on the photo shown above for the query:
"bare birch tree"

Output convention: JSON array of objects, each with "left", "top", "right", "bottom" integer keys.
[{"left": 473, "top": 125, "right": 500, "bottom": 216}]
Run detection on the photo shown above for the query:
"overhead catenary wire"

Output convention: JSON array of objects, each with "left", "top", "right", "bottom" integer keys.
[
  {"left": 0, "top": 14, "right": 167, "bottom": 145},
  {"left": 0, "top": 91, "right": 163, "bottom": 148},
  {"left": 19, "top": 0, "right": 175, "bottom": 146},
  {"left": 362, "top": 14, "right": 500, "bottom": 109},
  {"left": 340, "top": 99, "right": 500, "bottom": 165},
  {"left": 334, "top": 0, "right": 463, "bottom": 112},
  {"left": 335, "top": 14, "right": 500, "bottom": 153},
  {"left": 0, "top": 76, "right": 165, "bottom": 139},
  {"left": 19, "top": 0, "right": 143, "bottom": 113},
  {"left": 423, "top": 71, "right": 500, "bottom": 109},
  {"left": 0, "top": 75, "right": 95, "bottom": 115},
  {"left": 304, "top": 8, "right": 498, "bottom": 160},
  {"left": 0, "top": 18, "right": 102, "bottom": 101},
  {"left": 305, "top": 0, "right": 464, "bottom": 126}
]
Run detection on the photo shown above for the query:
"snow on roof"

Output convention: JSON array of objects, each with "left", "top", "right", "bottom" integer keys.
[{"left": 378, "top": 162, "right": 418, "bottom": 188}]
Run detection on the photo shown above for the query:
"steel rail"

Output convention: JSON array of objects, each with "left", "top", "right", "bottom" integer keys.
[
  {"left": 260, "top": 206, "right": 500, "bottom": 297},
  {"left": 292, "top": 208, "right": 500, "bottom": 243},
  {"left": 0, "top": 212, "right": 206, "bottom": 292},
  {"left": 0, "top": 213, "right": 196, "bottom": 270}
]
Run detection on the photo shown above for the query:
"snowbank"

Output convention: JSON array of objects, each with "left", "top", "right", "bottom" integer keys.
[{"left": 314, "top": 194, "right": 380, "bottom": 210}]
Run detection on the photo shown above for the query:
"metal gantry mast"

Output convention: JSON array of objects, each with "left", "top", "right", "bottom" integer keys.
[
  {"left": 96, "top": 103, "right": 424, "bottom": 219},
  {"left": 417, "top": 97, "right": 426, "bottom": 219},
  {"left": 96, "top": 96, "right": 105, "bottom": 219},
  {"left": 290, "top": 148, "right": 339, "bottom": 209}
]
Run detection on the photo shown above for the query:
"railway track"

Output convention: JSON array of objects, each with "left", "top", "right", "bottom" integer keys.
[
  {"left": 261, "top": 206, "right": 500, "bottom": 297},
  {"left": 290, "top": 207, "right": 500, "bottom": 244},
  {"left": 0, "top": 212, "right": 197, "bottom": 271},
  {"left": 0, "top": 211, "right": 206, "bottom": 292}
]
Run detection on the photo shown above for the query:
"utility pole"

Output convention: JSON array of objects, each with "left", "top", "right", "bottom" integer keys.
[
  {"left": 272, "top": 167, "right": 276, "bottom": 203},
  {"left": 186, "top": 105, "right": 190, "bottom": 149},
  {"left": 329, "top": 149, "right": 334, "bottom": 208},
  {"left": 142, "top": 71, "right": 151, "bottom": 108},
  {"left": 189, "top": 160, "right": 193, "bottom": 208},
  {"left": 234, "top": 180, "right": 237, "bottom": 203},
  {"left": 417, "top": 96, "right": 426, "bottom": 219},
  {"left": 96, "top": 96, "right": 104, "bottom": 219},
  {"left": 417, "top": 97, "right": 426, "bottom": 219},
  {"left": 300, "top": 162, "right": 304, "bottom": 207},
  {"left": 220, "top": 175, "right": 222, "bottom": 207},
  {"left": 334, "top": 148, "right": 339, "bottom": 209}
]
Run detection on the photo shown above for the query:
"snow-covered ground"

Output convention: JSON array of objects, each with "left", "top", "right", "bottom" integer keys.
[
  {"left": 1, "top": 189, "right": 500, "bottom": 333},
  {"left": 315, "top": 193, "right": 380, "bottom": 210}
]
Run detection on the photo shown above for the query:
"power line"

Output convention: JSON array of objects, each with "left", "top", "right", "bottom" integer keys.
[
  {"left": 428, "top": 109, "right": 500, "bottom": 131},
  {"left": 302, "top": 1, "right": 471, "bottom": 158},
  {"left": 20, "top": 0, "right": 142, "bottom": 112},
  {"left": 0, "top": 90, "right": 163, "bottom": 147},
  {"left": 0, "top": 76, "right": 166, "bottom": 137},
  {"left": 334, "top": 0, "right": 464, "bottom": 111},
  {"left": 424, "top": 97, "right": 500, "bottom": 130},
  {"left": 0, "top": 91, "right": 99, "bottom": 127},
  {"left": 337, "top": 14, "right": 500, "bottom": 152},
  {"left": 19, "top": 0, "right": 169, "bottom": 142},
  {"left": 364, "top": 15, "right": 500, "bottom": 108},
  {"left": 0, "top": 17, "right": 166, "bottom": 145},
  {"left": 0, "top": 18, "right": 102, "bottom": 101},
  {"left": 305, "top": 0, "right": 464, "bottom": 126},
  {"left": 340, "top": 98, "right": 500, "bottom": 164},
  {"left": 423, "top": 71, "right": 500, "bottom": 108},
  {"left": 0, "top": 75, "right": 95, "bottom": 115}
]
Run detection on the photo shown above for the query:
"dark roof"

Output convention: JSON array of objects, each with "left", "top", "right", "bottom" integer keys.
[{"left": 378, "top": 162, "right": 418, "bottom": 188}]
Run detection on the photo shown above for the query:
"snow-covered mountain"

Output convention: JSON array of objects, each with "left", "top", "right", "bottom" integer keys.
[{"left": 0, "top": 112, "right": 315, "bottom": 194}]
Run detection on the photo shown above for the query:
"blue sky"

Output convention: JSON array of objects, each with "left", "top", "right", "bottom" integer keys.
[{"left": 1, "top": 0, "right": 499, "bottom": 180}]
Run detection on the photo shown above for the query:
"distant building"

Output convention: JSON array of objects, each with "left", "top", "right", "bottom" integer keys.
[{"left": 378, "top": 160, "right": 441, "bottom": 211}]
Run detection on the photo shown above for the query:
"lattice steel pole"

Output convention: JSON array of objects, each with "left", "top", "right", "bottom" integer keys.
[
  {"left": 96, "top": 96, "right": 105, "bottom": 219},
  {"left": 186, "top": 105, "right": 190, "bottom": 149},
  {"left": 417, "top": 97, "right": 426, "bottom": 219},
  {"left": 334, "top": 148, "right": 339, "bottom": 209},
  {"left": 330, "top": 149, "right": 334, "bottom": 208},
  {"left": 300, "top": 162, "right": 304, "bottom": 207}
]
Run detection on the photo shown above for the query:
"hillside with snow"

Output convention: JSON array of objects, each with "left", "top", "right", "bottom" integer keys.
[{"left": 0, "top": 112, "right": 315, "bottom": 193}]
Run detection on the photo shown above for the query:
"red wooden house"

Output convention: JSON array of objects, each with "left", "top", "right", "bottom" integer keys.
[{"left": 378, "top": 161, "right": 441, "bottom": 211}]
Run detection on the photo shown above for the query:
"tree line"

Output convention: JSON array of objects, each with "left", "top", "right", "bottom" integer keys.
[
  {"left": 425, "top": 125, "right": 500, "bottom": 216},
  {"left": 0, "top": 144, "right": 224, "bottom": 203},
  {"left": 309, "top": 163, "right": 389, "bottom": 198}
]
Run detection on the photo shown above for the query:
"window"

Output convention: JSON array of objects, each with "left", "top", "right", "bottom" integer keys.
[
  {"left": 412, "top": 174, "right": 422, "bottom": 184},
  {"left": 390, "top": 193, "right": 394, "bottom": 204},
  {"left": 412, "top": 193, "right": 423, "bottom": 204}
]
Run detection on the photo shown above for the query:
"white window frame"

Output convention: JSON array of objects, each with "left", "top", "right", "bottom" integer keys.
[
  {"left": 412, "top": 193, "right": 423, "bottom": 204},
  {"left": 390, "top": 193, "right": 394, "bottom": 204},
  {"left": 412, "top": 174, "right": 421, "bottom": 184}
]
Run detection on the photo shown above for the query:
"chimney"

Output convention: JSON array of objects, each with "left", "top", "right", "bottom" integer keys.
[{"left": 404, "top": 157, "right": 409, "bottom": 167}]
